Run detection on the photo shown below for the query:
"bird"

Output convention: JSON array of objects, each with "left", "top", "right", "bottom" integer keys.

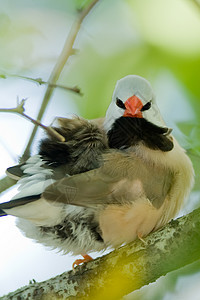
[{"left": 0, "top": 75, "right": 194, "bottom": 269}]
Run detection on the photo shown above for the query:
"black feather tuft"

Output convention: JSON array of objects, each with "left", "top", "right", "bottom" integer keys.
[
  {"left": 39, "top": 118, "right": 108, "bottom": 172},
  {"left": 39, "top": 138, "right": 71, "bottom": 166},
  {"left": 108, "top": 117, "right": 173, "bottom": 152}
]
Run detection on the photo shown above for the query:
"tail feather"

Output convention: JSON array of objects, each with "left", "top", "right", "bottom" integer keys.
[
  {"left": 0, "top": 194, "right": 41, "bottom": 217},
  {"left": 0, "top": 209, "right": 7, "bottom": 217}
]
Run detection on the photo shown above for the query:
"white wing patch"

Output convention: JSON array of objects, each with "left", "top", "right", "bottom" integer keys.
[
  {"left": 12, "top": 179, "right": 56, "bottom": 200},
  {"left": 12, "top": 155, "right": 54, "bottom": 200}
]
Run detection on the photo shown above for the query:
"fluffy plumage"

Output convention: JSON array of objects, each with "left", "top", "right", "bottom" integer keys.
[{"left": 39, "top": 117, "right": 108, "bottom": 173}]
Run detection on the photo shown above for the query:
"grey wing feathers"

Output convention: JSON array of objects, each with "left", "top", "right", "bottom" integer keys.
[
  {"left": 43, "top": 168, "right": 114, "bottom": 208},
  {"left": 43, "top": 151, "right": 174, "bottom": 209}
]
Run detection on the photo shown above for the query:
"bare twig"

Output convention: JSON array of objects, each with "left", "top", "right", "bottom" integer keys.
[
  {"left": 0, "top": 73, "right": 82, "bottom": 95},
  {"left": 0, "top": 100, "right": 65, "bottom": 142},
  {"left": 21, "top": 0, "right": 100, "bottom": 161}
]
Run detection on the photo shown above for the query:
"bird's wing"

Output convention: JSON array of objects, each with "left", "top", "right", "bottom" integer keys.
[
  {"left": 43, "top": 151, "right": 174, "bottom": 209},
  {"left": 1, "top": 155, "right": 70, "bottom": 216},
  {"left": 43, "top": 167, "right": 116, "bottom": 208}
]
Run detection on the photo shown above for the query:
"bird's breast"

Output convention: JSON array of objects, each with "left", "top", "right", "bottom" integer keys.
[{"left": 99, "top": 197, "right": 165, "bottom": 247}]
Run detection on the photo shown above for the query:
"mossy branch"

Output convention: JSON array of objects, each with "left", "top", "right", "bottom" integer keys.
[{"left": 1, "top": 207, "right": 200, "bottom": 300}]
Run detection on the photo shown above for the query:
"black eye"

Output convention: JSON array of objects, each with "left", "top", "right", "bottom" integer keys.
[
  {"left": 141, "top": 101, "right": 152, "bottom": 112},
  {"left": 116, "top": 97, "right": 126, "bottom": 109}
]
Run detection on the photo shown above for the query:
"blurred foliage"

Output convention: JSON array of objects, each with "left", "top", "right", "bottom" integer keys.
[
  {"left": 0, "top": 0, "right": 200, "bottom": 298},
  {"left": 0, "top": 13, "right": 39, "bottom": 69}
]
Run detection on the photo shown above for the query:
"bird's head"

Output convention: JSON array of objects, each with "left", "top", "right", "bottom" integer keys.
[
  {"left": 104, "top": 75, "right": 166, "bottom": 131},
  {"left": 104, "top": 75, "right": 173, "bottom": 151}
]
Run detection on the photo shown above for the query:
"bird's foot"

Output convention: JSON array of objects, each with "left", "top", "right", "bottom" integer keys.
[{"left": 72, "top": 254, "right": 93, "bottom": 270}]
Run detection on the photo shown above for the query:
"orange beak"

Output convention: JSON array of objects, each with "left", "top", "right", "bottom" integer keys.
[{"left": 123, "top": 95, "right": 143, "bottom": 118}]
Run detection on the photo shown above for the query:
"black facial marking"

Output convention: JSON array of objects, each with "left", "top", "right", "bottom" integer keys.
[
  {"left": 141, "top": 101, "right": 152, "bottom": 112},
  {"left": 116, "top": 97, "right": 126, "bottom": 110},
  {"left": 108, "top": 117, "right": 173, "bottom": 152}
]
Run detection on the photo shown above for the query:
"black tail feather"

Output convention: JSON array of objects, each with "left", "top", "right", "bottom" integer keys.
[
  {"left": 0, "top": 195, "right": 41, "bottom": 217},
  {"left": 0, "top": 209, "right": 7, "bottom": 217}
]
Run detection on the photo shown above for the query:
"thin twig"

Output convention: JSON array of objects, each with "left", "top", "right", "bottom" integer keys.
[
  {"left": 21, "top": 113, "right": 65, "bottom": 142},
  {"left": 21, "top": 0, "right": 100, "bottom": 161},
  {"left": 0, "top": 73, "right": 82, "bottom": 95},
  {"left": 0, "top": 100, "right": 65, "bottom": 142}
]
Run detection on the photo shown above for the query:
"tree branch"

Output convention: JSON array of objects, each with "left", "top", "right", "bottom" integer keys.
[
  {"left": 0, "top": 100, "right": 65, "bottom": 142},
  {"left": 21, "top": 0, "right": 100, "bottom": 161},
  {"left": 0, "top": 73, "right": 82, "bottom": 95},
  {"left": 2, "top": 207, "right": 200, "bottom": 300}
]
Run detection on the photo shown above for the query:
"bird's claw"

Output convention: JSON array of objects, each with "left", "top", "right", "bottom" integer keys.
[{"left": 72, "top": 254, "right": 93, "bottom": 271}]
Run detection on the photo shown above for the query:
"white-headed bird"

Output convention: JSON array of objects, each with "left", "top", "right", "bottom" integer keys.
[{"left": 0, "top": 75, "right": 194, "bottom": 267}]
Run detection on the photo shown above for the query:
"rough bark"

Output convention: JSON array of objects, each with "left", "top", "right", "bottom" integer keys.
[{"left": 1, "top": 207, "right": 200, "bottom": 300}]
